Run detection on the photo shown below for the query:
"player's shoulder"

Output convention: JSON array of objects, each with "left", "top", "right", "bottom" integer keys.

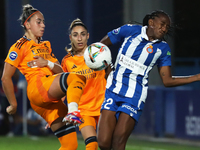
[
  {"left": 119, "top": 24, "right": 142, "bottom": 35},
  {"left": 123, "top": 24, "right": 142, "bottom": 29},
  {"left": 61, "top": 51, "right": 73, "bottom": 63},
  {"left": 41, "top": 40, "right": 51, "bottom": 45},
  {"left": 159, "top": 40, "right": 170, "bottom": 48},
  {"left": 13, "top": 36, "right": 30, "bottom": 50},
  {"left": 63, "top": 51, "right": 73, "bottom": 59},
  {"left": 39, "top": 40, "right": 51, "bottom": 48}
]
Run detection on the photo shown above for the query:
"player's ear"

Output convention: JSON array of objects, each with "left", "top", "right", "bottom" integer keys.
[
  {"left": 148, "top": 19, "right": 154, "bottom": 26},
  {"left": 87, "top": 33, "right": 89, "bottom": 39},
  {"left": 24, "top": 22, "right": 30, "bottom": 30},
  {"left": 69, "top": 35, "right": 72, "bottom": 40}
]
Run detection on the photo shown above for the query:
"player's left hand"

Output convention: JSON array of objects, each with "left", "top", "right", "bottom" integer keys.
[{"left": 27, "top": 56, "right": 48, "bottom": 68}]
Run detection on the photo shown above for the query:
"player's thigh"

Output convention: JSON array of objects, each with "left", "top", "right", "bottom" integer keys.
[
  {"left": 30, "top": 100, "right": 68, "bottom": 128},
  {"left": 113, "top": 112, "right": 135, "bottom": 140},
  {"left": 48, "top": 73, "right": 65, "bottom": 99},
  {"left": 97, "top": 110, "right": 116, "bottom": 142}
]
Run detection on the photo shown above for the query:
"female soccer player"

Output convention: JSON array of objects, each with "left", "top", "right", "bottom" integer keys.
[
  {"left": 1, "top": 4, "right": 86, "bottom": 150},
  {"left": 97, "top": 10, "right": 200, "bottom": 150},
  {"left": 61, "top": 18, "right": 107, "bottom": 150}
]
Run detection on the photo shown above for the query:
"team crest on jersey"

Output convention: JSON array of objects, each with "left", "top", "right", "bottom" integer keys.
[
  {"left": 112, "top": 27, "right": 120, "bottom": 34},
  {"left": 146, "top": 45, "right": 153, "bottom": 53},
  {"left": 32, "top": 50, "right": 37, "bottom": 55},
  {"left": 9, "top": 51, "right": 18, "bottom": 61}
]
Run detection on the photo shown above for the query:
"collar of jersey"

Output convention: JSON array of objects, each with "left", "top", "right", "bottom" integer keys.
[
  {"left": 23, "top": 35, "right": 31, "bottom": 41},
  {"left": 141, "top": 26, "right": 160, "bottom": 43},
  {"left": 23, "top": 35, "right": 43, "bottom": 45}
]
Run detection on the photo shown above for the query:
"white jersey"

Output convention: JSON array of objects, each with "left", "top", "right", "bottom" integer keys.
[{"left": 106, "top": 24, "right": 171, "bottom": 106}]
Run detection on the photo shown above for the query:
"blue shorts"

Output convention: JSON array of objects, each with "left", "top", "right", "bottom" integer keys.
[{"left": 101, "top": 90, "right": 144, "bottom": 123}]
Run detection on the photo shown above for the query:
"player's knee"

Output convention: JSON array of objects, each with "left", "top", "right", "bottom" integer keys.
[
  {"left": 98, "top": 138, "right": 111, "bottom": 150},
  {"left": 69, "top": 73, "right": 86, "bottom": 87},
  {"left": 112, "top": 134, "right": 127, "bottom": 149}
]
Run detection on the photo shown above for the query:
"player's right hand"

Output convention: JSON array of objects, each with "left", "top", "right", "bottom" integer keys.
[{"left": 6, "top": 105, "right": 17, "bottom": 115}]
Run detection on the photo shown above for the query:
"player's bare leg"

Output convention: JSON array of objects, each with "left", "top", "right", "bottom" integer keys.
[
  {"left": 81, "top": 125, "right": 98, "bottom": 150},
  {"left": 97, "top": 110, "right": 117, "bottom": 150},
  {"left": 112, "top": 112, "right": 135, "bottom": 150}
]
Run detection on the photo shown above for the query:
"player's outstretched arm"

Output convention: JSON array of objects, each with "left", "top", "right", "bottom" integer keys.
[{"left": 159, "top": 66, "right": 200, "bottom": 87}]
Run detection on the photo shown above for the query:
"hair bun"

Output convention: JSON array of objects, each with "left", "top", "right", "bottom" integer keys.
[{"left": 22, "top": 4, "right": 34, "bottom": 12}]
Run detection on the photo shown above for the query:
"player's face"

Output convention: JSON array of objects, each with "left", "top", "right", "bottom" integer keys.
[
  {"left": 149, "top": 14, "right": 170, "bottom": 40},
  {"left": 70, "top": 26, "right": 89, "bottom": 53},
  {"left": 27, "top": 12, "right": 45, "bottom": 38}
]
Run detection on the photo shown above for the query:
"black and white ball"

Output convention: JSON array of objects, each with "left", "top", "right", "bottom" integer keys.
[{"left": 84, "top": 42, "right": 112, "bottom": 71}]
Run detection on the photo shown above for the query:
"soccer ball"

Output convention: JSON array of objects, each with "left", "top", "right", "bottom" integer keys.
[{"left": 84, "top": 42, "right": 112, "bottom": 71}]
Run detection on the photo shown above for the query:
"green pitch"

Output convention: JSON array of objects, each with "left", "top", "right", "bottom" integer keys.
[{"left": 0, "top": 135, "right": 199, "bottom": 150}]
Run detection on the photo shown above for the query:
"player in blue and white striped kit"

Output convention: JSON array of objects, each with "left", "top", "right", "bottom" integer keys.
[{"left": 97, "top": 10, "right": 200, "bottom": 150}]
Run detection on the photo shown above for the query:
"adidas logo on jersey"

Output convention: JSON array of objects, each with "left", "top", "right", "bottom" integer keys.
[{"left": 71, "top": 64, "right": 77, "bottom": 69}]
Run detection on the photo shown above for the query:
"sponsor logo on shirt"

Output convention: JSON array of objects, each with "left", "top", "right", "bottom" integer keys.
[
  {"left": 119, "top": 54, "right": 147, "bottom": 75},
  {"left": 112, "top": 27, "right": 120, "bottom": 34},
  {"left": 146, "top": 45, "right": 153, "bottom": 53},
  {"left": 31, "top": 46, "right": 55, "bottom": 59},
  {"left": 9, "top": 51, "right": 17, "bottom": 61},
  {"left": 122, "top": 104, "right": 137, "bottom": 114},
  {"left": 76, "top": 69, "right": 96, "bottom": 80}
]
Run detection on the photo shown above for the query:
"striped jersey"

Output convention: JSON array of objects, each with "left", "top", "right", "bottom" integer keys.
[{"left": 106, "top": 24, "right": 171, "bottom": 105}]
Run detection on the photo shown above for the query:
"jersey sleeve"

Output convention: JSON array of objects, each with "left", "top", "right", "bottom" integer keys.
[
  {"left": 108, "top": 24, "right": 141, "bottom": 45},
  {"left": 156, "top": 42, "right": 172, "bottom": 67},
  {"left": 5, "top": 42, "right": 24, "bottom": 68}
]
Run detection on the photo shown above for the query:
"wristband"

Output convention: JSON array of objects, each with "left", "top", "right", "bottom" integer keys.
[
  {"left": 68, "top": 102, "right": 78, "bottom": 113},
  {"left": 47, "top": 60, "right": 54, "bottom": 70}
]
